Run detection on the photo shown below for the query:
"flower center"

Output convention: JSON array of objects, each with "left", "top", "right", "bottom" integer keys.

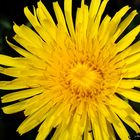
[{"left": 68, "top": 63, "right": 98, "bottom": 90}]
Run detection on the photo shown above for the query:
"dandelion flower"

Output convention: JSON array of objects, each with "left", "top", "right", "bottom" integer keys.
[{"left": 1, "top": 0, "right": 140, "bottom": 139}]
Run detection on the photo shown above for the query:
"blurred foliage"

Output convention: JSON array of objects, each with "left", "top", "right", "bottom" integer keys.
[{"left": 0, "top": 0, "right": 140, "bottom": 140}]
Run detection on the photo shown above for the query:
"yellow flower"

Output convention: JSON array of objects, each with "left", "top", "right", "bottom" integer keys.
[{"left": 1, "top": 0, "right": 140, "bottom": 139}]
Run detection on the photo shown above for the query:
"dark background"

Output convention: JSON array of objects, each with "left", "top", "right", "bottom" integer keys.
[{"left": 0, "top": 0, "right": 140, "bottom": 140}]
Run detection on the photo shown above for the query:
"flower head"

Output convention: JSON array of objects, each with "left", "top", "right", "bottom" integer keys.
[{"left": 1, "top": 0, "right": 140, "bottom": 140}]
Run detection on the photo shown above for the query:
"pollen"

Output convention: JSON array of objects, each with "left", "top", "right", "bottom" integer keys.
[{"left": 68, "top": 63, "right": 98, "bottom": 89}]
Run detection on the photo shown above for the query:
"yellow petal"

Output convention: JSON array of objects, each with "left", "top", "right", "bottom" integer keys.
[
  {"left": 122, "top": 62, "right": 140, "bottom": 78},
  {"left": 57, "top": 130, "right": 69, "bottom": 140},
  {"left": 111, "top": 41, "right": 140, "bottom": 64},
  {"left": 124, "top": 52, "right": 140, "bottom": 65},
  {"left": 79, "top": 108, "right": 87, "bottom": 136},
  {"left": 91, "top": 113, "right": 103, "bottom": 140},
  {"left": 53, "top": 2, "right": 68, "bottom": 34},
  {"left": 84, "top": 117, "right": 93, "bottom": 140},
  {"left": 24, "top": 7, "right": 53, "bottom": 43},
  {"left": 24, "top": 6, "right": 40, "bottom": 27},
  {"left": 88, "top": 0, "right": 101, "bottom": 22},
  {"left": 0, "top": 78, "right": 38, "bottom": 90},
  {"left": 0, "top": 54, "right": 25, "bottom": 68},
  {"left": 13, "top": 34, "right": 37, "bottom": 53},
  {"left": 13, "top": 35, "right": 51, "bottom": 64},
  {"left": 98, "top": 15, "right": 111, "bottom": 43},
  {"left": 69, "top": 102, "right": 85, "bottom": 139},
  {"left": 116, "top": 25, "right": 140, "bottom": 52},
  {"left": 13, "top": 24, "right": 43, "bottom": 48},
  {"left": 122, "top": 59, "right": 140, "bottom": 77},
  {"left": 106, "top": 121, "right": 116, "bottom": 140},
  {"left": 75, "top": 4, "right": 88, "bottom": 41},
  {"left": 123, "top": 70, "right": 140, "bottom": 78},
  {"left": 88, "top": 0, "right": 109, "bottom": 39},
  {"left": 1, "top": 87, "right": 43, "bottom": 103},
  {"left": 17, "top": 103, "right": 55, "bottom": 135},
  {"left": 109, "top": 95, "right": 140, "bottom": 127},
  {"left": 22, "top": 96, "right": 69, "bottom": 135},
  {"left": 36, "top": 102, "right": 69, "bottom": 140},
  {"left": 130, "top": 110, "right": 140, "bottom": 126},
  {"left": 2, "top": 100, "right": 26, "bottom": 114},
  {"left": 118, "top": 80, "right": 140, "bottom": 89},
  {"left": 51, "top": 105, "right": 71, "bottom": 140},
  {"left": 112, "top": 112, "right": 130, "bottom": 140},
  {"left": 109, "top": 95, "right": 131, "bottom": 109},
  {"left": 98, "top": 112, "right": 110, "bottom": 139},
  {"left": 87, "top": 0, "right": 101, "bottom": 36},
  {"left": 37, "top": 1, "right": 55, "bottom": 26},
  {"left": 108, "top": 6, "right": 130, "bottom": 38},
  {"left": 0, "top": 66, "right": 43, "bottom": 78},
  {"left": 64, "top": 0, "right": 75, "bottom": 40},
  {"left": 112, "top": 107, "right": 140, "bottom": 133},
  {"left": 117, "top": 88, "right": 140, "bottom": 102},
  {"left": 113, "top": 10, "right": 138, "bottom": 42},
  {"left": 99, "top": 103, "right": 114, "bottom": 123},
  {"left": 6, "top": 39, "right": 36, "bottom": 59},
  {"left": 24, "top": 91, "right": 62, "bottom": 116},
  {"left": 36, "top": 5, "right": 56, "bottom": 40}
]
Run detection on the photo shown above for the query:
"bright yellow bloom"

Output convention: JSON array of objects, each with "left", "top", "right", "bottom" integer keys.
[{"left": 1, "top": 0, "right": 140, "bottom": 139}]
